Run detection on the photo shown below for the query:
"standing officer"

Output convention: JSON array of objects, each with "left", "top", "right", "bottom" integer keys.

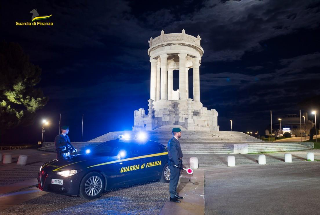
[
  {"left": 168, "top": 127, "right": 184, "bottom": 203},
  {"left": 55, "top": 126, "right": 77, "bottom": 160}
]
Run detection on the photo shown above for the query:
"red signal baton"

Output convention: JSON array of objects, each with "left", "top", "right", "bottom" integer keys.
[{"left": 183, "top": 168, "right": 193, "bottom": 174}]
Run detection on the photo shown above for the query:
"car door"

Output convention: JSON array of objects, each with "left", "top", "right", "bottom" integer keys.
[
  {"left": 138, "top": 143, "right": 163, "bottom": 181},
  {"left": 90, "top": 141, "right": 125, "bottom": 187},
  {"left": 116, "top": 143, "right": 143, "bottom": 184}
]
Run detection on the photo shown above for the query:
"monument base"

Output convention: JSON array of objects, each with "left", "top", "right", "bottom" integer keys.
[{"left": 133, "top": 99, "right": 219, "bottom": 131}]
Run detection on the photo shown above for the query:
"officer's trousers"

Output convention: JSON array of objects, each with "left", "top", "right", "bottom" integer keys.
[{"left": 169, "top": 165, "right": 180, "bottom": 198}]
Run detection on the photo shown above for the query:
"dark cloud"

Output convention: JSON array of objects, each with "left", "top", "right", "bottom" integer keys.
[
  {"left": 247, "top": 66, "right": 263, "bottom": 70},
  {"left": 1, "top": 0, "right": 320, "bottom": 142},
  {"left": 278, "top": 52, "right": 320, "bottom": 74}
]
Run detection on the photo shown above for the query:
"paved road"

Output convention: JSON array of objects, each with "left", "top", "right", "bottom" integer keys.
[
  {"left": 0, "top": 150, "right": 168, "bottom": 214},
  {"left": 2, "top": 149, "right": 320, "bottom": 214},
  {"left": 205, "top": 162, "right": 320, "bottom": 215}
]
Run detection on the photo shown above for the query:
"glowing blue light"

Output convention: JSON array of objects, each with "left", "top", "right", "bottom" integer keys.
[
  {"left": 85, "top": 149, "right": 91, "bottom": 154},
  {"left": 117, "top": 150, "right": 126, "bottom": 159},
  {"left": 137, "top": 132, "right": 147, "bottom": 142},
  {"left": 120, "top": 133, "right": 131, "bottom": 140}
]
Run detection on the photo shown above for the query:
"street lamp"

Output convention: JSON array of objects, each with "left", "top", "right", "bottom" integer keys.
[
  {"left": 230, "top": 120, "right": 232, "bottom": 131},
  {"left": 42, "top": 119, "right": 50, "bottom": 143},
  {"left": 278, "top": 118, "right": 282, "bottom": 134},
  {"left": 302, "top": 116, "right": 306, "bottom": 140},
  {"left": 312, "top": 111, "right": 317, "bottom": 142}
]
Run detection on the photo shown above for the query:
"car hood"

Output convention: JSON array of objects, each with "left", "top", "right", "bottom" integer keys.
[{"left": 40, "top": 154, "right": 117, "bottom": 173}]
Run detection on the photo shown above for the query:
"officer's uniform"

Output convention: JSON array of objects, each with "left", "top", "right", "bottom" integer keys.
[
  {"left": 55, "top": 133, "right": 76, "bottom": 160},
  {"left": 167, "top": 129, "right": 183, "bottom": 199}
]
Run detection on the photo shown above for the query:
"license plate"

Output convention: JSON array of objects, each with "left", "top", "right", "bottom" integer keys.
[{"left": 51, "top": 179, "right": 63, "bottom": 185}]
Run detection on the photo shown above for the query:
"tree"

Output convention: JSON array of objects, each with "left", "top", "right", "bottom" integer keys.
[{"left": 0, "top": 41, "right": 47, "bottom": 133}]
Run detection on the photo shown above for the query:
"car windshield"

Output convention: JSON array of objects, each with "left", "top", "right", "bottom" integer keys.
[
  {"left": 92, "top": 140, "right": 133, "bottom": 156},
  {"left": 91, "top": 139, "right": 163, "bottom": 157}
]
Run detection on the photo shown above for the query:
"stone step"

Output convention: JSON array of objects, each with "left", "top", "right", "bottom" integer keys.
[
  {"left": 183, "top": 152, "right": 232, "bottom": 154},
  {"left": 90, "top": 130, "right": 263, "bottom": 143},
  {"left": 249, "top": 148, "right": 309, "bottom": 150},
  {"left": 248, "top": 145, "right": 309, "bottom": 148}
]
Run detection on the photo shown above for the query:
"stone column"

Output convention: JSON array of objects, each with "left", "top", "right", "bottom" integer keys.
[
  {"left": 168, "top": 69, "right": 173, "bottom": 100},
  {"left": 178, "top": 53, "right": 187, "bottom": 100},
  {"left": 150, "top": 59, "right": 157, "bottom": 101},
  {"left": 156, "top": 58, "right": 161, "bottom": 101},
  {"left": 193, "top": 57, "right": 200, "bottom": 102},
  {"left": 160, "top": 54, "right": 168, "bottom": 100},
  {"left": 186, "top": 68, "right": 189, "bottom": 99}
]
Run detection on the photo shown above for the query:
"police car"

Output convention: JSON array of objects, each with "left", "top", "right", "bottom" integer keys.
[{"left": 38, "top": 134, "right": 170, "bottom": 200}]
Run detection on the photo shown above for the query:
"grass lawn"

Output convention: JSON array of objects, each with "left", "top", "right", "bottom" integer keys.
[{"left": 304, "top": 138, "right": 320, "bottom": 149}]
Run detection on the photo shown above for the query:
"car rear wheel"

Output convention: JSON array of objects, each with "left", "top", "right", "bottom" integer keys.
[
  {"left": 160, "top": 164, "right": 170, "bottom": 183},
  {"left": 79, "top": 172, "right": 105, "bottom": 200}
]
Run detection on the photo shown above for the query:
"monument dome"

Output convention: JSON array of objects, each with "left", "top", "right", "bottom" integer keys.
[{"left": 133, "top": 30, "right": 219, "bottom": 131}]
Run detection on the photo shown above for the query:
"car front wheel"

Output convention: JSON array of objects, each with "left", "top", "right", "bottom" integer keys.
[
  {"left": 160, "top": 164, "right": 170, "bottom": 183},
  {"left": 79, "top": 172, "right": 105, "bottom": 200}
]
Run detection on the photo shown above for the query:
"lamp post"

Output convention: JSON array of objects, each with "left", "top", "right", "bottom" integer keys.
[
  {"left": 300, "top": 110, "right": 302, "bottom": 142},
  {"left": 230, "top": 120, "right": 232, "bottom": 131},
  {"left": 312, "top": 111, "right": 317, "bottom": 142},
  {"left": 302, "top": 116, "right": 306, "bottom": 140},
  {"left": 278, "top": 118, "right": 282, "bottom": 135},
  {"left": 42, "top": 119, "right": 49, "bottom": 143},
  {"left": 270, "top": 110, "right": 273, "bottom": 138}
]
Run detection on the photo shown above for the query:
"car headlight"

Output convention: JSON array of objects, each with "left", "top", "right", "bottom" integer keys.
[{"left": 57, "top": 170, "right": 78, "bottom": 177}]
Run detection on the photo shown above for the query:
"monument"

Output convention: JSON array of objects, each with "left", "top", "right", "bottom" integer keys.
[
  {"left": 40, "top": 30, "right": 311, "bottom": 155},
  {"left": 133, "top": 30, "right": 219, "bottom": 131}
]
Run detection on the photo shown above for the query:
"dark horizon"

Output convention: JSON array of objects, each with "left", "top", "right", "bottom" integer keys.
[{"left": 1, "top": 0, "right": 320, "bottom": 144}]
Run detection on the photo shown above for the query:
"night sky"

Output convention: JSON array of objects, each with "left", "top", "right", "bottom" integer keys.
[{"left": 1, "top": 0, "right": 320, "bottom": 144}]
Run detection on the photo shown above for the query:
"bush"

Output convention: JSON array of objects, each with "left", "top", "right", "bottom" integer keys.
[{"left": 283, "top": 132, "right": 291, "bottom": 138}]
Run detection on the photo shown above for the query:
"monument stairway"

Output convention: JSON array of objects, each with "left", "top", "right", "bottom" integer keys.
[
  {"left": 248, "top": 143, "right": 311, "bottom": 153},
  {"left": 39, "top": 129, "right": 312, "bottom": 154}
]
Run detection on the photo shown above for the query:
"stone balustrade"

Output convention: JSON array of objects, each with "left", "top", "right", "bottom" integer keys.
[{"left": 148, "top": 30, "right": 202, "bottom": 51}]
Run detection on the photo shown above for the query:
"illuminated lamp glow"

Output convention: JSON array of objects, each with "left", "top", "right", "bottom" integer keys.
[
  {"left": 85, "top": 149, "right": 91, "bottom": 154},
  {"left": 137, "top": 132, "right": 147, "bottom": 141},
  {"left": 122, "top": 133, "right": 131, "bottom": 140},
  {"left": 117, "top": 150, "right": 126, "bottom": 159},
  {"left": 57, "top": 170, "right": 77, "bottom": 177}
]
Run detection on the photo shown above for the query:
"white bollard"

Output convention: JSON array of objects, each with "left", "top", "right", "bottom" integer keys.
[
  {"left": 285, "top": 154, "right": 292, "bottom": 163},
  {"left": 3, "top": 154, "right": 12, "bottom": 164},
  {"left": 307, "top": 153, "right": 314, "bottom": 161},
  {"left": 228, "top": 156, "right": 235, "bottom": 167},
  {"left": 190, "top": 157, "right": 199, "bottom": 169},
  {"left": 258, "top": 155, "right": 266, "bottom": 165},
  {"left": 0, "top": 153, "right": 2, "bottom": 162},
  {"left": 17, "top": 155, "right": 28, "bottom": 165}
]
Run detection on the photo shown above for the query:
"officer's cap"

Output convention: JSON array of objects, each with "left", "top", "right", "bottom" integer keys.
[
  {"left": 61, "top": 126, "right": 69, "bottom": 130},
  {"left": 172, "top": 128, "right": 181, "bottom": 132}
]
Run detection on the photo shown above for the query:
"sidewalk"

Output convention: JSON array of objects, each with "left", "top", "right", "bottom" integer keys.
[
  {"left": 160, "top": 169, "right": 204, "bottom": 215},
  {"left": 0, "top": 149, "right": 56, "bottom": 186}
]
